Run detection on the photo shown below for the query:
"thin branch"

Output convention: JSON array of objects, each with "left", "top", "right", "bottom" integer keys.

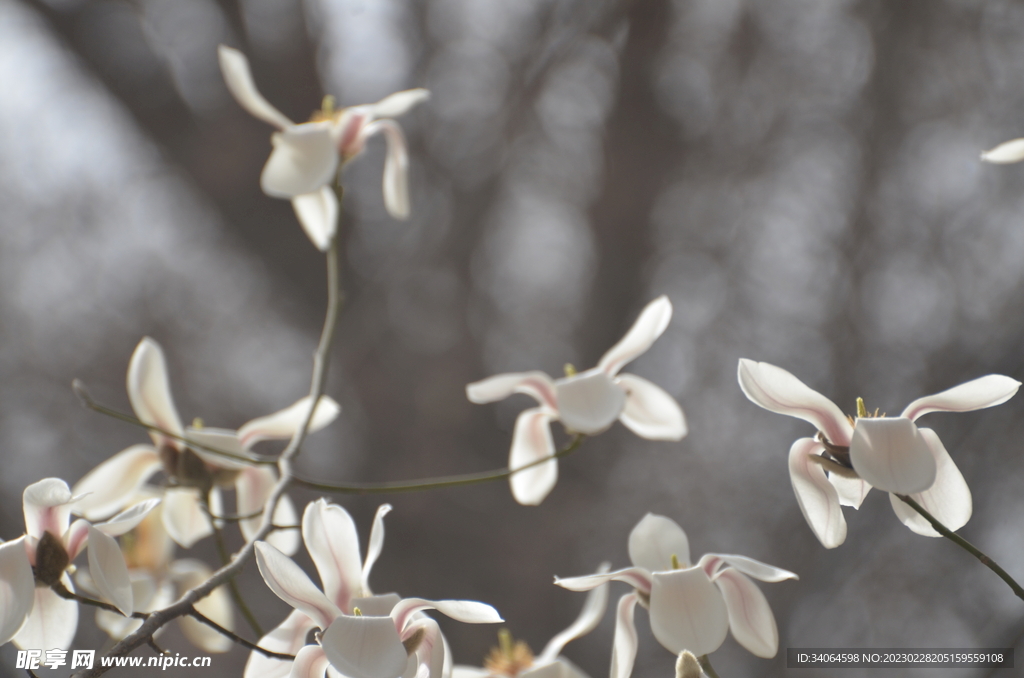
[
  {"left": 147, "top": 638, "right": 169, "bottom": 656},
  {"left": 202, "top": 497, "right": 263, "bottom": 637},
  {"left": 187, "top": 607, "right": 295, "bottom": 660},
  {"left": 51, "top": 580, "right": 147, "bottom": 618}
]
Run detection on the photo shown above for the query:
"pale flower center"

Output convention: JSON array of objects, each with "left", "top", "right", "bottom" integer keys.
[
  {"left": 484, "top": 629, "right": 534, "bottom": 677},
  {"left": 554, "top": 368, "right": 626, "bottom": 435}
]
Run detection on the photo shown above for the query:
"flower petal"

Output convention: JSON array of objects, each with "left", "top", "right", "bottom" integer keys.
[
  {"left": 93, "top": 498, "right": 162, "bottom": 537},
  {"left": 303, "top": 499, "right": 364, "bottom": 612},
  {"left": 404, "top": 617, "right": 445, "bottom": 678},
  {"left": 850, "top": 418, "right": 935, "bottom": 494},
  {"left": 262, "top": 123, "right": 339, "bottom": 198},
  {"left": 597, "top": 296, "right": 673, "bottom": 377},
  {"left": 900, "top": 375, "right": 1021, "bottom": 421},
  {"left": 555, "top": 368, "right": 626, "bottom": 435},
  {"left": 292, "top": 644, "right": 332, "bottom": 678},
  {"left": 185, "top": 427, "right": 252, "bottom": 470},
  {"left": 128, "top": 337, "right": 185, "bottom": 449},
  {"left": 981, "top": 138, "right": 1024, "bottom": 164},
  {"left": 466, "top": 371, "right": 558, "bottom": 410},
  {"left": 217, "top": 45, "right": 293, "bottom": 129},
  {"left": 351, "top": 593, "right": 401, "bottom": 617},
  {"left": 244, "top": 609, "right": 318, "bottom": 678},
  {"left": 555, "top": 567, "right": 653, "bottom": 596},
  {"left": 362, "top": 504, "right": 393, "bottom": 595},
  {"left": 364, "top": 119, "right": 411, "bottom": 220},
  {"left": 71, "top": 445, "right": 162, "bottom": 519},
  {"left": 161, "top": 488, "right": 213, "bottom": 548},
  {"left": 610, "top": 593, "right": 639, "bottom": 678},
  {"left": 0, "top": 537, "right": 34, "bottom": 646},
  {"left": 237, "top": 468, "right": 300, "bottom": 555},
  {"left": 788, "top": 438, "right": 847, "bottom": 548},
  {"left": 255, "top": 541, "right": 341, "bottom": 629},
  {"left": 86, "top": 525, "right": 133, "bottom": 615},
  {"left": 321, "top": 614, "right": 408, "bottom": 678},
  {"left": 508, "top": 408, "right": 557, "bottom": 506},
  {"left": 539, "top": 563, "right": 610, "bottom": 662},
  {"left": 170, "top": 558, "right": 235, "bottom": 653},
  {"left": 238, "top": 395, "right": 343, "bottom": 450},
  {"left": 700, "top": 554, "right": 797, "bottom": 583},
  {"left": 451, "top": 668, "right": 491, "bottom": 678},
  {"left": 370, "top": 89, "right": 430, "bottom": 120},
  {"left": 292, "top": 188, "right": 340, "bottom": 252},
  {"left": 628, "top": 513, "right": 690, "bottom": 572},
  {"left": 713, "top": 569, "right": 778, "bottom": 658},
  {"left": 649, "top": 568, "right": 729, "bottom": 657},
  {"left": 888, "top": 428, "right": 972, "bottom": 536},
  {"left": 829, "top": 474, "right": 871, "bottom": 509},
  {"left": 391, "top": 598, "right": 502, "bottom": 632},
  {"left": 23, "top": 477, "right": 75, "bottom": 540},
  {"left": 14, "top": 573, "right": 78, "bottom": 651},
  {"left": 616, "top": 374, "right": 686, "bottom": 440}
]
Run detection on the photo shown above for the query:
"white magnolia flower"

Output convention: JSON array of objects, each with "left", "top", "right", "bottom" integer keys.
[
  {"left": 0, "top": 478, "right": 158, "bottom": 649},
  {"left": 556, "top": 514, "right": 796, "bottom": 678},
  {"left": 738, "top": 359, "right": 1021, "bottom": 548},
  {"left": 252, "top": 499, "right": 502, "bottom": 678},
  {"left": 452, "top": 564, "right": 609, "bottom": 678},
  {"left": 467, "top": 296, "right": 687, "bottom": 505},
  {"left": 981, "top": 138, "right": 1024, "bottom": 164},
  {"left": 73, "top": 337, "right": 340, "bottom": 550},
  {"left": 218, "top": 45, "right": 430, "bottom": 249}
]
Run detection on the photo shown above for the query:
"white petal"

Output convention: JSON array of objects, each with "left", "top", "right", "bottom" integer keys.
[
  {"left": 900, "top": 375, "right": 1021, "bottom": 421},
  {"left": 217, "top": 45, "right": 293, "bottom": 129},
  {"left": 466, "top": 371, "right": 558, "bottom": 410},
  {"left": 888, "top": 428, "right": 972, "bottom": 536},
  {"left": 555, "top": 368, "right": 626, "bottom": 435},
  {"left": 450, "top": 668, "right": 491, "bottom": 678},
  {"left": 352, "top": 593, "right": 401, "bottom": 617},
  {"left": 628, "top": 513, "right": 690, "bottom": 572},
  {"left": 0, "top": 538, "right": 34, "bottom": 645},
  {"left": 71, "top": 445, "right": 162, "bottom": 519},
  {"left": 597, "top": 296, "right": 673, "bottom": 377},
  {"left": 170, "top": 558, "right": 235, "bottom": 653},
  {"left": 237, "top": 468, "right": 300, "bottom": 555},
  {"left": 539, "top": 563, "right": 610, "bottom": 662},
  {"left": 649, "top": 568, "right": 729, "bottom": 657},
  {"left": 713, "top": 569, "right": 778, "bottom": 658},
  {"left": 94, "top": 498, "right": 162, "bottom": 537},
  {"left": 508, "top": 408, "right": 558, "bottom": 506},
  {"left": 292, "top": 188, "right": 340, "bottom": 252},
  {"left": 850, "top": 418, "right": 935, "bottom": 494},
  {"left": 363, "top": 119, "right": 410, "bottom": 220},
  {"left": 981, "top": 138, "right": 1024, "bottom": 164},
  {"left": 14, "top": 574, "right": 78, "bottom": 651},
  {"left": 262, "top": 123, "right": 339, "bottom": 198},
  {"left": 292, "top": 644, "right": 331, "bottom": 678},
  {"left": 555, "top": 567, "right": 653, "bottom": 596},
  {"left": 244, "top": 609, "right": 318, "bottom": 678},
  {"left": 391, "top": 598, "right": 502, "bottom": 631},
  {"left": 255, "top": 541, "right": 342, "bottom": 629},
  {"left": 829, "top": 474, "right": 871, "bottom": 509},
  {"left": 186, "top": 427, "right": 252, "bottom": 470},
  {"left": 737, "top": 359, "right": 853, "bottom": 447},
  {"left": 610, "top": 593, "right": 639, "bottom": 678},
  {"left": 86, "top": 525, "right": 133, "bottom": 615},
  {"left": 239, "top": 395, "right": 343, "bottom": 449},
  {"left": 303, "top": 499, "right": 364, "bottom": 613},
  {"left": 699, "top": 554, "right": 797, "bottom": 583},
  {"left": 161, "top": 488, "right": 213, "bottom": 548},
  {"left": 362, "top": 504, "right": 393, "bottom": 595},
  {"left": 128, "top": 337, "right": 185, "bottom": 448},
  {"left": 321, "top": 615, "right": 408, "bottom": 678},
  {"left": 370, "top": 89, "right": 430, "bottom": 119},
  {"left": 404, "top": 617, "right": 445, "bottom": 678},
  {"left": 23, "top": 477, "right": 75, "bottom": 539},
  {"left": 65, "top": 519, "right": 92, "bottom": 561},
  {"left": 616, "top": 374, "right": 686, "bottom": 440},
  {"left": 788, "top": 438, "right": 847, "bottom": 548}
]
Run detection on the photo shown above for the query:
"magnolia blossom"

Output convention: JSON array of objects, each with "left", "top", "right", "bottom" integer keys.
[
  {"left": 981, "top": 137, "right": 1024, "bottom": 164},
  {"left": 218, "top": 45, "right": 430, "bottom": 249},
  {"left": 73, "top": 337, "right": 339, "bottom": 550},
  {"left": 556, "top": 514, "right": 796, "bottom": 678},
  {"left": 467, "top": 296, "right": 687, "bottom": 505},
  {"left": 452, "top": 564, "right": 609, "bottom": 678},
  {"left": 738, "top": 359, "right": 1021, "bottom": 548},
  {"left": 0, "top": 478, "right": 158, "bottom": 649},
  {"left": 252, "top": 499, "right": 502, "bottom": 678}
]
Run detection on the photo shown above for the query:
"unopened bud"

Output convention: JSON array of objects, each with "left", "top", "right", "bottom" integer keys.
[
  {"left": 34, "top": 531, "right": 70, "bottom": 587},
  {"left": 675, "top": 651, "right": 702, "bottom": 678}
]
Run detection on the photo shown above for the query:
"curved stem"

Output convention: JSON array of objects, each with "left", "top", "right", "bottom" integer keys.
[
  {"left": 203, "top": 498, "right": 263, "bottom": 637},
  {"left": 698, "top": 654, "right": 721, "bottom": 678},
  {"left": 896, "top": 495, "right": 1024, "bottom": 602},
  {"left": 187, "top": 607, "right": 295, "bottom": 660},
  {"left": 52, "top": 581, "right": 147, "bottom": 618}
]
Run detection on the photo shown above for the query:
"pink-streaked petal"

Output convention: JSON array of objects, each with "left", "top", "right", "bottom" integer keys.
[
  {"left": 610, "top": 593, "right": 638, "bottom": 678},
  {"left": 262, "top": 123, "right": 339, "bottom": 198},
  {"left": 244, "top": 609, "right": 318, "bottom": 678},
  {"left": 362, "top": 504, "right": 392, "bottom": 595},
  {"left": 170, "top": 558, "right": 235, "bottom": 653},
  {"left": 128, "top": 337, "right": 185, "bottom": 448},
  {"left": 714, "top": 569, "right": 778, "bottom": 658},
  {"left": 554, "top": 368, "right": 627, "bottom": 435},
  {"left": 363, "top": 119, "right": 411, "bottom": 220},
  {"left": 850, "top": 418, "right": 935, "bottom": 494},
  {"left": 391, "top": 598, "right": 502, "bottom": 632},
  {"left": 616, "top": 374, "right": 686, "bottom": 441},
  {"left": 981, "top": 138, "right": 1024, "bottom": 164},
  {"left": 255, "top": 541, "right": 341, "bottom": 629},
  {"left": 829, "top": 475, "right": 871, "bottom": 509},
  {"left": 217, "top": 45, "right": 293, "bottom": 129},
  {"left": 14, "top": 574, "right": 78, "bottom": 651},
  {"left": 186, "top": 427, "right": 252, "bottom": 470},
  {"left": 508, "top": 408, "right": 558, "bottom": 506},
  {"left": 700, "top": 553, "right": 797, "bottom": 583},
  {"left": 292, "top": 644, "right": 331, "bottom": 678},
  {"left": 597, "top": 296, "right": 673, "bottom": 377},
  {"left": 237, "top": 468, "right": 300, "bottom": 555},
  {"left": 23, "top": 477, "right": 76, "bottom": 539},
  {"left": 404, "top": 617, "right": 444, "bottom": 678},
  {"left": 370, "top": 89, "right": 430, "bottom": 120},
  {"left": 649, "top": 568, "right": 729, "bottom": 657},
  {"left": 93, "top": 498, "right": 162, "bottom": 537},
  {"left": 293, "top": 188, "right": 340, "bottom": 252},
  {"left": 321, "top": 615, "right": 408, "bottom": 678},
  {"left": 788, "top": 438, "right": 847, "bottom": 549},
  {"left": 238, "top": 395, "right": 342, "bottom": 450},
  {"left": 900, "top": 375, "right": 1021, "bottom": 421},
  {"left": 628, "top": 513, "right": 691, "bottom": 572},
  {"left": 555, "top": 567, "right": 653, "bottom": 596},
  {"left": 737, "top": 359, "right": 853, "bottom": 447},
  {"left": 539, "top": 563, "right": 610, "bottom": 662},
  {"left": 71, "top": 445, "right": 162, "bottom": 519},
  {"left": 888, "top": 428, "right": 972, "bottom": 536},
  {"left": 86, "top": 525, "right": 133, "bottom": 615},
  {"left": 0, "top": 537, "right": 33, "bottom": 645},
  {"left": 161, "top": 488, "right": 213, "bottom": 548},
  {"left": 65, "top": 519, "right": 92, "bottom": 562},
  {"left": 303, "top": 499, "right": 363, "bottom": 613},
  {"left": 466, "top": 371, "right": 558, "bottom": 410}
]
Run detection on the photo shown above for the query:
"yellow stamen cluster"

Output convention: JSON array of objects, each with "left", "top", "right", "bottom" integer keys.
[{"left": 483, "top": 629, "right": 534, "bottom": 677}]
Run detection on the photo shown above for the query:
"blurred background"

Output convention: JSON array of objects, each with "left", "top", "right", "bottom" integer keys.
[{"left": 3, "top": 0, "right": 1024, "bottom": 676}]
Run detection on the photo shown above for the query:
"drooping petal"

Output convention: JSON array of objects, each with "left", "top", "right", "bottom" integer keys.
[
  {"left": 238, "top": 396, "right": 343, "bottom": 450},
  {"left": 888, "top": 428, "right": 972, "bottom": 536},
  {"left": 555, "top": 567, "right": 653, "bottom": 596},
  {"left": 161, "top": 488, "right": 213, "bottom": 548},
  {"left": 649, "top": 568, "right": 729, "bottom": 657},
  {"left": 303, "top": 499, "right": 364, "bottom": 613},
  {"left": 737, "top": 359, "right": 853, "bottom": 447},
  {"left": 404, "top": 617, "right": 445, "bottom": 678},
  {"left": 320, "top": 615, "right": 408, "bottom": 678},
  {"left": 292, "top": 644, "right": 332, "bottom": 678},
  {"left": 597, "top": 296, "right": 673, "bottom": 377},
  {"left": 71, "top": 445, "right": 162, "bottom": 519},
  {"left": 23, "top": 477, "right": 76, "bottom": 539},
  {"left": 981, "top": 138, "right": 1024, "bottom": 164},
  {"left": 291, "top": 188, "right": 340, "bottom": 252},
  {"left": 170, "top": 558, "right": 234, "bottom": 653},
  {"left": 370, "top": 89, "right": 431, "bottom": 120},
  {"left": 554, "top": 368, "right": 627, "bottom": 435},
  {"left": 244, "top": 609, "right": 318, "bottom": 678},
  {"left": 610, "top": 593, "right": 639, "bottom": 678},
  {"left": 237, "top": 467, "right": 300, "bottom": 555},
  {"left": 850, "top": 418, "right": 935, "bottom": 494},
  {"left": 128, "top": 337, "right": 185, "bottom": 449},
  {"left": 363, "top": 119, "right": 411, "bottom": 220},
  {"left": 713, "top": 569, "right": 779, "bottom": 658},
  {"left": 466, "top": 371, "right": 558, "bottom": 410},
  {"left": 698, "top": 553, "right": 797, "bottom": 583},
  {"left": 788, "top": 438, "right": 847, "bottom": 549},
  {"left": 829, "top": 475, "right": 871, "bottom": 509},
  {"left": 261, "top": 123, "right": 339, "bottom": 198},
  {"left": 508, "top": 408, "right": 557, "bottom": 506},
  {"left": 217, "top": 45, "right": 293, "bottom": 129},
  {"left": 391, "top": 598, "right": 502, "bottom": 632},
  {"left": 900, "top": 375, "right": 1021, "bottom": 421},
  {"left": 628, "top": 513, "right": 690, "bottom": 572},
  {"left": 14, "top": 573, "right": 78, "bottom": 651},
  {"left": 93, "top": 498, "right": 162, "bottom": 537},
  {"left": 362, "top": 504, "right": 393, "bottom": 595},
  {"left": 0, "top": 537, "right": 34, "bottom": 646},
  {"left": 616, "top": 374, "right": 686, "bottom": 440},
  {"left": 255, "top": 541, "right": 342, "bottom": 630},
  {"left": 538, "top": 563, "right": 610, "bottom": 662},
  {"left": 86, "top": 525, "right": 133, "bottom": 615}
]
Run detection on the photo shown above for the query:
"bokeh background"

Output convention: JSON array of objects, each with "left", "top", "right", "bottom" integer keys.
[{"left": 3, "top": 0, "right": 1024, "bottom": 676}]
